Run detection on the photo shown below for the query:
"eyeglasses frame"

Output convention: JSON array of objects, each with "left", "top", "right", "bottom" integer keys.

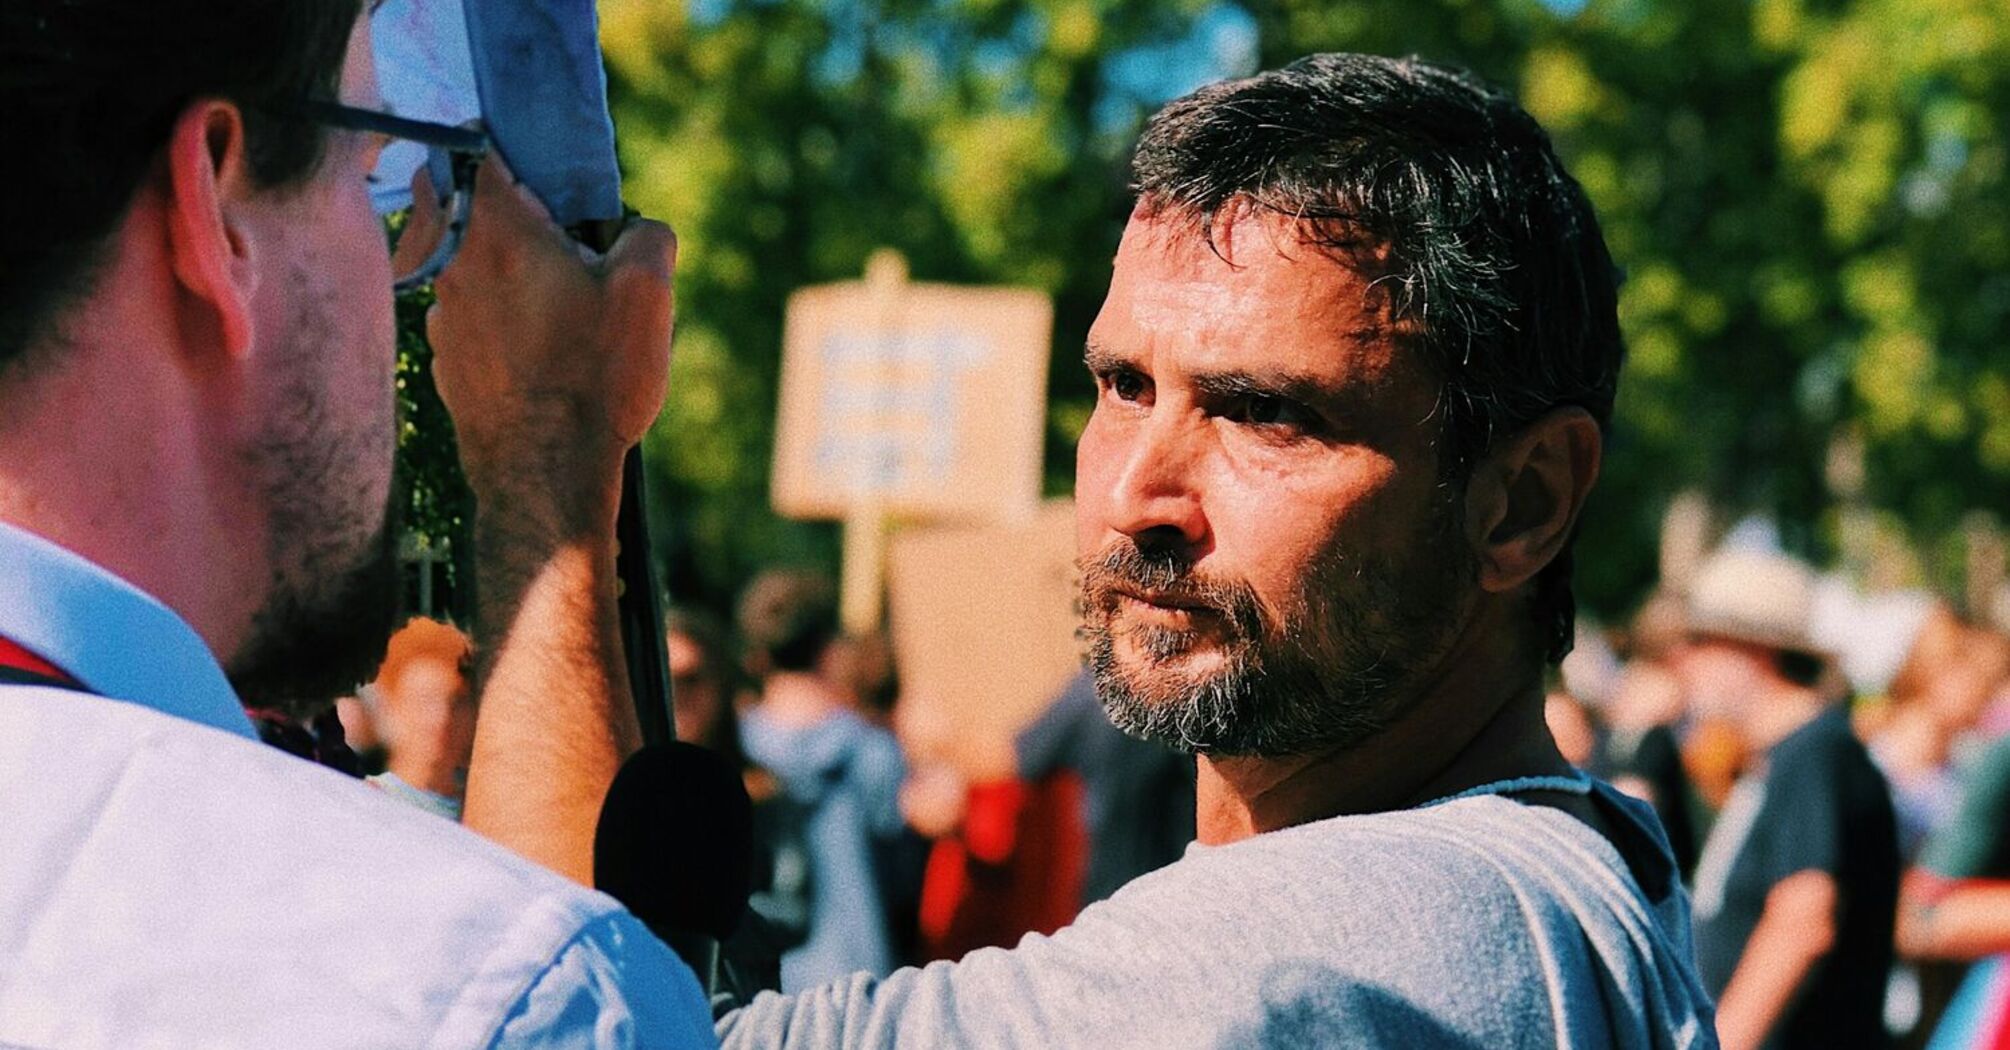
[{"left": 294, "top": 100, "right": 491, "bottom": 292}]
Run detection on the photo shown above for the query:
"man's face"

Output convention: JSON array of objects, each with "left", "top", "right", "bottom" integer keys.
[
  {"left": 1666, "top": 638, "right": 1771, "bottom": 725},
  {"left": 668, "top": 631, "right": 726, "bottom": 747},
  {"left": 1074, "top": 206, "right": 1477, "bottom": 757},
  {"left": 225, "top": 12, "right": 400, "bottom": 713}
]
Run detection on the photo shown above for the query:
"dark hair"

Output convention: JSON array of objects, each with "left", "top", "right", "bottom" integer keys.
[
  {"left": 667, "top": 605, "right": 747, "bottom": 763},
  {"left": 1773, "top": 649, "right": 1827, "bottom": 690},
  {"left": 736, "top": 570, "right": 840, "bottom": 674},
  {"left": 1, "top": 1, "right": 362, "bottom": 368},
  {"left": 1129, "top": 53, "right": 1625, "bottom": 664}
]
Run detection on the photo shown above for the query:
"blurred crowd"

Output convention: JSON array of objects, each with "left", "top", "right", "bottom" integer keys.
[
  {"left": 336, "top": 539, "right": 2010, "bottom": 1046},
  {"left": 1548, "top": 545, "right": 2010, "bottom": 1049},
  {"left": 340, "top": 567, "right": 1195, "bottom": 1000}
]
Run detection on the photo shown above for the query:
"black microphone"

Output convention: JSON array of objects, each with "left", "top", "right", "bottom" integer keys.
[{"left": 594, "top": 741, "right": 754, "bottom": 996}]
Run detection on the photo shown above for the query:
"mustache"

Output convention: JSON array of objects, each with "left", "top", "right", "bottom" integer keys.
[{"left": 1078, "top": 540, "right": 1266, "bottom": 638}]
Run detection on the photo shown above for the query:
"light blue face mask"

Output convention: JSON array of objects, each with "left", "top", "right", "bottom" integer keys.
[{"left": 370, "top": 0, "right": 624, "bottom": 230}]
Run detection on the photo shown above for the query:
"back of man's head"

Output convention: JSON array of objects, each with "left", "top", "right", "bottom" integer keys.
[
  {"left": 736, "top": 570, "right": 840, "bottom": 676},
  {"left": 1127, "top": 53, "right": 1623, "bottom": 663},
  {"left": 2, "top": 0, "right": 358, "bottom": 370}
]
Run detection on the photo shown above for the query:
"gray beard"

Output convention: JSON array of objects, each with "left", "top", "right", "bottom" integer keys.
[{"left": 1080, "top": 504, "right": 1473, "bottom": 758}]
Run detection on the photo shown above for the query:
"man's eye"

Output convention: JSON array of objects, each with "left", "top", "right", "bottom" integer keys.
[
  {"left": 1109, "top": 371, "right": 1147, "bottom": 402},
  {"left": 1230, "top": 394, "right": 1315, "bottom": 430}
]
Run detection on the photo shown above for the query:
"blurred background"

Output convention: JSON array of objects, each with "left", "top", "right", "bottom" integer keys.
[{"left": 392, "top": 0, "right": 2010, "bottom": 626}]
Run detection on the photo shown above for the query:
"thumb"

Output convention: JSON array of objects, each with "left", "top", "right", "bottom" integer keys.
[
  {"left": 602, "top": 217, "right": 678, "bottom": 286},
  {"left": 391, "top": 165, "right": 446, "bottom": 281}
]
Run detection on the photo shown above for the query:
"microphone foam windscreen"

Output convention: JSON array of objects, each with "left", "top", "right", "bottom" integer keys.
[{"left": 594, "top": 741, "right": 754, "bottom": 942}]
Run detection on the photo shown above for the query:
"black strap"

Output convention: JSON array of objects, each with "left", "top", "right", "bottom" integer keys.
[{"left": 0, "top": 664, "right": 91, "bottom": 693}]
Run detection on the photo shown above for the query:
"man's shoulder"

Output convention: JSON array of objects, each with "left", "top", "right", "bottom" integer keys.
[
  {"left": 0, "top": 686, "right": 705, "bottom": 1048},
  {"left": 1767, "top": 707, "right": 1890, "bottom": 803},
  {"left": 909, "top": 792, "right": 1715, "bottom": 1049},
  {"left": 1120, "top": 793, "right": 1655, "bottom": 930},
  {"left": 1772, "top": 705, "right": 1869, "bottom": 767},
  {"left": 3, "top": 682, "right": 582, "bottom": 892}
]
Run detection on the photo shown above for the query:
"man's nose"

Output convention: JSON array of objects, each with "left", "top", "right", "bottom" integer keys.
[{"left": 1102, "top": 413, "right": 1209, "bottom": 550}]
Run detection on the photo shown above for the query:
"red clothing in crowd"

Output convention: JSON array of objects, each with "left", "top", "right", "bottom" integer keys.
[{"left": 917, "top": 775, "right": 1087, "bottom": 963}]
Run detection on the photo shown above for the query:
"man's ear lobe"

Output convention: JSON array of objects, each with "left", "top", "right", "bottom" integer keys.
[
  {"left": 163, "top": 101, "right": 259, "bottom": 360},
  {"left": 1462, "top": 406, "right": 1603, "bottom": 594}
]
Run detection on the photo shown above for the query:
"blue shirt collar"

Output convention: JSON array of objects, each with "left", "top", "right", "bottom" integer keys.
[{"left": 0, "top": 521, "right": 255, "bottom": 739}]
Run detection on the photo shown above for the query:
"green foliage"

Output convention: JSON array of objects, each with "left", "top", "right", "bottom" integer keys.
[
  {"left": 599, "top": 0, "right": 1209, "bottom": 610},
  {"left": 394, "top": 284, "right": 473, "bottom": 617},
  {"left": 393, "top": 0, "right": 2010, "bottom": 621}
]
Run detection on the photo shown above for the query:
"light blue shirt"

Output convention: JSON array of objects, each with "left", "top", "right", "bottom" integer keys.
[{"left": 0, "top": 522, "right": 716, "bottom": 1049}]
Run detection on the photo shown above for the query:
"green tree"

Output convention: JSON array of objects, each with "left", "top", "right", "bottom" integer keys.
[
  {"left": 395, "top": 0, "right": 2010, "bottom": 625},
  {"left": 599, "top": 0, "right": 1211, "bottom": 611}
]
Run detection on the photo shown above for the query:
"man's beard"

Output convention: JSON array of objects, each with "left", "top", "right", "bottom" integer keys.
[
  {"left": 1079, "top": 498, "right": 1475, "bottom": 758},
  {"left": 225, "top": 266, "right": 401, "bottom": 718}
]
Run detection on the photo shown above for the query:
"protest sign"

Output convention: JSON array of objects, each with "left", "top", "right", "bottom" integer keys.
[
  {"left": 886, "top": 500, "right": 1082, "bottom": 780},
  {"left": 773, "top": 251, "right": 1053, "bottom": 629}
]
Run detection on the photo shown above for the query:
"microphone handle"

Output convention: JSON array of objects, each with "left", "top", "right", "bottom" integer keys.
[
  {"left": 659, "top": 929, "right": 722, "bottom": 1001},
  {"left": 615, "top": 446, "right": 674, "bottom": 748},
  {"left": 576, "top": 215, "right": 674, "bottom": 750}
]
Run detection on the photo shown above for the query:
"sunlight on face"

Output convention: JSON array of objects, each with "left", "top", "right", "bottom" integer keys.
[{"left": 1073, "top": 206, "right": 1474, "bottom": 756}]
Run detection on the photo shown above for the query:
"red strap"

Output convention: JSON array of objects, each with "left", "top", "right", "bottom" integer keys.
[{"left": 0, "top": 635, "right": 83, "bottom": 688}]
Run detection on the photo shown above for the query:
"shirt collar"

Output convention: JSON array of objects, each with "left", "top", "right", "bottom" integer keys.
[{"left": 0, "top": 521, "right": 255, "bottom": 740}]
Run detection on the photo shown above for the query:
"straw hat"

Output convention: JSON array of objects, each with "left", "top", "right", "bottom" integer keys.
[{"left": 1685, "top": 547, "right": 1822, "bottom": 655}]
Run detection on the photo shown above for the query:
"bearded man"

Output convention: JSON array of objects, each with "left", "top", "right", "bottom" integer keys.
[{"left": 490, "top": 53, "right": 1718, "bottom": 1047}]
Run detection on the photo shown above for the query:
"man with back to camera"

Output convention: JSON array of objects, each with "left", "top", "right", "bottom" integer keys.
[
  {"left": 496, "top": 53, "right": 1721, "bottom": 1046},
  {"left": 0, "top": 2, "right": 713, "bottom": 1045}
]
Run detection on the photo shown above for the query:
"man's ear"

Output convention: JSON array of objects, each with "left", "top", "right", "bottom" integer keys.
[
  {"left": 1462, "top": 406, "right": 1603, "bottom": 594},
  {"left": 162, "top": 100, "right": 260, "bottom": 360}
]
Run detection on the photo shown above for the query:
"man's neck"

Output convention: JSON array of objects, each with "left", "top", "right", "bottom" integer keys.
[
  {"left": 1192, "top": 609, "right": 1570, "bottom": 845},
  {"left": 0, "top": 339, "right": 257, "bottom": 662}
]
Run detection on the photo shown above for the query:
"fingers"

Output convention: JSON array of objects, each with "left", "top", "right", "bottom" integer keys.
[
  {"left": 468, "top": 150, "right": 569, "bottom": 256},
  {"left": 601, "top": 219, "right": 679, "bottom": 346},
  {"left": 604, "top": 218, "right": 678, "bottom": 285},
  {"left": 390, "top": 165, "right": 446, "bottom": 279}
]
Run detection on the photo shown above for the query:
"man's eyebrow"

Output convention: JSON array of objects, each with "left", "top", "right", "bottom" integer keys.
[
  {"left": 1082, "top": 342, "right": 1134, "bottom": 374},
  {"left": 1189, "top": 368, "right": 1344, "bottom": 408}
]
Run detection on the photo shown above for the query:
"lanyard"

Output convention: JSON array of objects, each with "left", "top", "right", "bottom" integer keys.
[{"left": 0, "top": 635, "right": 86, "bottom": 692}]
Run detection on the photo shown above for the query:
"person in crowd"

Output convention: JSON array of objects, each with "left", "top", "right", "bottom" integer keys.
[
  {"left": 668, "top": 607, "right": 813, "bottom": 1001},
  {"left": 1601, "top": 659, "right": 1702, "bottom": 877},
  {"left": 735, "top": 570, "right": 911, "bottom": 990},
  {"left": 1678, "top": 547, "right": 1900, "bottom": 1050},
  {"left": 1862, "top": 607, "right": 2010, "bottom": 859},
  {"left": 1015, "top": 669, "right": 1196, "bottom": 908},
  {"left": 1546, "top": 686, "right": 1604, "bottom": 768},
  {"left": 0, "top": 2, "right": 711, "bottom": 1044},
  {"left": 898, "top": 697, "right": 1089, "bottom": 962},
  {"left": 1889, "top": 638, "right": 2010, "bottom": 1049},
  {"left": 824, "top": 629, "right": 903, "bottom": 727},
  {"left": 357, "top": 616, "right": 478, "bottom": 820},
  {"left": 507, "top": 53, "right": 1720, "bottom": 1045},
  {"left": 668, "top": 605, "right": 744, "bottom": 757},
  {"left": 1898, "top": 731, "right": 2010, "bottom": 1049}
]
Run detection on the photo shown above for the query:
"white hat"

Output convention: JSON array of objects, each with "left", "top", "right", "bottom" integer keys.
[{"left": 1686, "top": 547, "right": 1822, "bottom": 654}]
